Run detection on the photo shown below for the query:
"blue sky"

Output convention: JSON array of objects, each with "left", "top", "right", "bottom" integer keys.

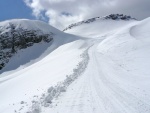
[{"left": 0, "top": 0, "right": 34, "bottom": 21}]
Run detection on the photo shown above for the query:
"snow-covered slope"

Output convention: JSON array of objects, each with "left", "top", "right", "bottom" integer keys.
[
  {"left": 1, "top": 15, "right": 150, "bottom": 113},
  {"left": 98, "top": 17, "right": 150, "bottom": 79},
  {"left": 0, "top": 19, "right": 88, "bottom": 113},
  {"left": 0, "top": 39, "right": 89, "bottom": 113},
  {"left": 0, "top": 19, "right": 79, "bottom": 73},
  {"left": 47, "top": 17, "right": 150, "bottom": 113},
  {"left": 64, "top": 14, "right": 136, "bottom": 38}
]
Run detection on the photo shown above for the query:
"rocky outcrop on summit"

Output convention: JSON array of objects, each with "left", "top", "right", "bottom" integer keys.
[
  {"left": 63, "top": 14, "right": 136, "bottom": 31},
  {"left": 104, "top": 14, "right": 135, "bottom": 20}
]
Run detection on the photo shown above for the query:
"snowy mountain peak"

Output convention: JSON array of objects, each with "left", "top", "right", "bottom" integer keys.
[
  {"left": 0, "top": 19, "right": 60, "bottom": 34},
  {"left": 63, "top": 14, "right": 136, "bottom": 31},
  {"left": 0, "top": 19, "right": 79, "bottom": 71},
  {"left": 0, "top": 19, "right": 56, "bottom": 70}
]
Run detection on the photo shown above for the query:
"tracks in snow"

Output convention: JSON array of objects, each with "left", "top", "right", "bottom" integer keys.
[
  {"left": 24, "top": 45, "right": 91, "bottom": 113},
  {"left": 45, "top": 42, "right": 150, "bottom": 113},
  {"left": 18, "top": 40, "right": 150, "bottom": 113}
]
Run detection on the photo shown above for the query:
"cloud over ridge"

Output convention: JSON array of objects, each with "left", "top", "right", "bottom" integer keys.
[{"left": 24, "top": 0, "right": 150, "bottom": 30}]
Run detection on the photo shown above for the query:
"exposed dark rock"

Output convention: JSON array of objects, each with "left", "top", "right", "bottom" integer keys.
[
  {"left": 63, "top": 14, "right": 136, "bottom": 31},
  {"left": 0, "top": 23, "right": 54, "bottom": 70}
]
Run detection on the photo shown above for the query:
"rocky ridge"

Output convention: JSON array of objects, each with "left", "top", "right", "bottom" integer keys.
[{"left": 63, "top": 14, "right": 136, "bottom": 31}]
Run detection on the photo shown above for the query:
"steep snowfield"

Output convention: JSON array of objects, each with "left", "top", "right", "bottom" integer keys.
[
  {"left": 0, "top": 39, "right": 89, "bottom": 113},
  {"left": 1, "top": 16, "right": 150, "bottom": 113}
]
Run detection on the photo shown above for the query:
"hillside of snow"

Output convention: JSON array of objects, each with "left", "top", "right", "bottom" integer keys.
[
  {"left": 0, "top": 19, "right": 88, "bottom": 113},
  {"left": 64, "top": 14, "right": 136, "bottom": 38},
  {"left": 49, "top": 16, "right": 150, "bottom": 113},
  {"left": 0, "top": 19, "right": 79, "bottom": 73},
  {"left": 0, "top": 39, "right": 90, "bottom": 113},
  {"left": 1, "top": 15, "right": 150, "bottom": 113},
  {"left": 98, "top": 17, "right": 150, "bottom": 79}
]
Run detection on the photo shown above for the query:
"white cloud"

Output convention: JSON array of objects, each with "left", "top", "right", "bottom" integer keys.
[{"left": 24, "top": 0, "right": 150, "bottom": 30}]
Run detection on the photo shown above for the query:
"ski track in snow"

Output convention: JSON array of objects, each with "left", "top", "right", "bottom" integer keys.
[{"left": 44, "top": 43, "right": 150, "bottom": 113}]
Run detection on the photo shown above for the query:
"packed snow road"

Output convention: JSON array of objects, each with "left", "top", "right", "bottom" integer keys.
[{"left": 45, "top": 42, "right": 150, "bottom": 113}]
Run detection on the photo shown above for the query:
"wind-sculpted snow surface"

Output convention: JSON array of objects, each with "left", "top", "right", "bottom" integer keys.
[{"left": 25, "top": 47, "right": 90, "bottom": 113}]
